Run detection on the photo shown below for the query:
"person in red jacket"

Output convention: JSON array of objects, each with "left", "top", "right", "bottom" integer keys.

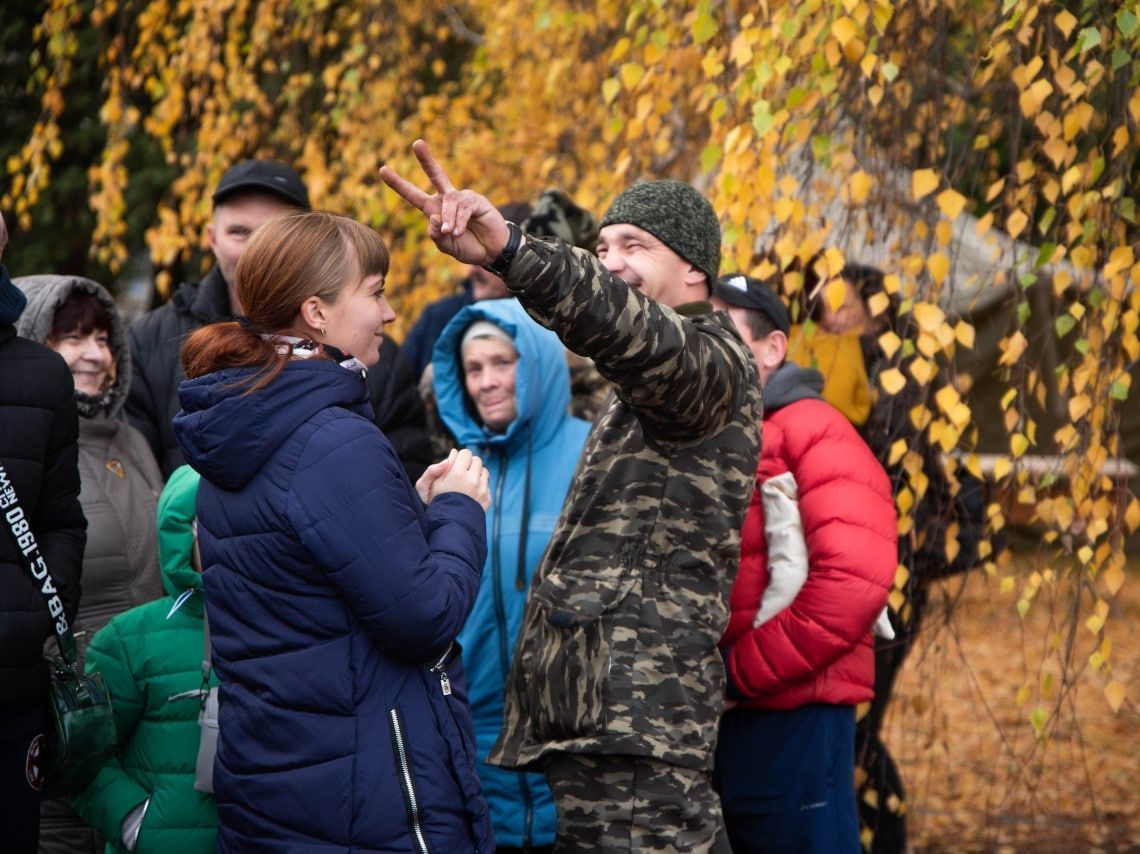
[{"left": 711, "top": 272, "right": 898, "bottom": 853}]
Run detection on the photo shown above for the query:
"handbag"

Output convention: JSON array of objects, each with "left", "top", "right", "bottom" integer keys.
[
  {"left": 193, "top": 611, "right": 218, "bottom": 794},
  {"left": 0, "top": 461, "right": 116, "bottom": 798}
]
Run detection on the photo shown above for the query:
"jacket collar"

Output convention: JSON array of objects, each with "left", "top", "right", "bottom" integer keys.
[
  {"left": 674, "top": 299, "right": 713, "bottom": 318},
  {"left": 177, "top": 267, "right": 233, "bottom": 324}
]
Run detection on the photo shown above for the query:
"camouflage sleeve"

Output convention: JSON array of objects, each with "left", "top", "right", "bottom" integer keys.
[{"left": 505, "top": 237, "right": 752, "bottom": 443}]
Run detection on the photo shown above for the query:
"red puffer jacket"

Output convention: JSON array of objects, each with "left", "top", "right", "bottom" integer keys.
[{"left": 722, "top": 363, "right": 897, "bottom": 710}]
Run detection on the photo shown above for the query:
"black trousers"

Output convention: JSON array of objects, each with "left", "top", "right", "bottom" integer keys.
[{"left": 0, "top": 723, "right": 45, "bottom": 854}]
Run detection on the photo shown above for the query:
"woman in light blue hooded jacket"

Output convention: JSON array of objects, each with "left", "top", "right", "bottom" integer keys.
[{"left": 433, "top": 298, "right": 590, "bottom": 852}]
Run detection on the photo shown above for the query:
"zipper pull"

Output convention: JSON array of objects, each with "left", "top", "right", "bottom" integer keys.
[{"left": 440, "top": 671, "right": 452, "bottom": 696}]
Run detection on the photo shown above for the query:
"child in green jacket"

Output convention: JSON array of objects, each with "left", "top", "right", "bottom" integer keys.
[{"left": 71, "top": 465, "right": 217, "bottom": 853}]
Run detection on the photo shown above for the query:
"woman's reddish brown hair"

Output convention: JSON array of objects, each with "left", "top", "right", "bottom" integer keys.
[{"left": 181, "top": 211, "right": 389, "bottom": 393}]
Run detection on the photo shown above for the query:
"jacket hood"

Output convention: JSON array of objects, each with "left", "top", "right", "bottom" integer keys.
[
  {"left": 764, "top": 361, "right": 825, "bottom": 413},
  {"left": 13, "top": 274, "right": 131, "bottom": 418},
  {"left": 158, "top": 464, "right": 203, "bottom": 597},
  {"left": 174, "top": 358, "right": 372, "bottom": 489},
  {"left": 432, "top": 299, "right": 571, "bottom": 453}
]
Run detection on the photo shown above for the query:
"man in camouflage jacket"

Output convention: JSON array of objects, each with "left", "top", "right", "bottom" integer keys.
[{"left": 382, "top": 143, "right": 762, "bottom": 852}]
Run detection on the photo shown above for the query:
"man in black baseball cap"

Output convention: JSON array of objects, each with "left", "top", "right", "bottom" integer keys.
[
  {"left": 212, "top": 159, "right": 311, "bottom": 210},
  {"left": 711, "top": 272, "right": 791, "bottom": 386},
  {"left": 126, "top": 160, "right": 431, "bottom": 482},
  {"left": 126, "top": 159, "right": 311, "bottom": 475}
]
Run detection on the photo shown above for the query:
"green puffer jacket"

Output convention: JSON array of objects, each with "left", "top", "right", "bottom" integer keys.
[{"left": 70, "top": 466, "right": 218, "bottom": 853}]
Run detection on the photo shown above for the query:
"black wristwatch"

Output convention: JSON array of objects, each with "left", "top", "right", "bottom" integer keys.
[{"left": 483, "top": 221, "right": 522, "bottom": 279}]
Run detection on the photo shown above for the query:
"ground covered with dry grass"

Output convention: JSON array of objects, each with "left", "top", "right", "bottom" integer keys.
[{"left": 882, "top": 556, "right": 1140, "bottom": 852}]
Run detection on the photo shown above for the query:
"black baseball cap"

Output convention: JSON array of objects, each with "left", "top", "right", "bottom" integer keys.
[
  {"left": 212, "top": 159, "right": 310, "bottom": 210},
  {"left": 712, "top": 273, "right": 790, "bottom": 335}
]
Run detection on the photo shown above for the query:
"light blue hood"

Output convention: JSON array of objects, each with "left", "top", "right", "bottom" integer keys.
[{"left": 433, "top": 298, "right": 571, "bottom": 454}]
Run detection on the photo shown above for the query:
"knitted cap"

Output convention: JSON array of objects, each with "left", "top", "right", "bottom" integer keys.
[
  {"left": 521, "top": 189, "right": 599, "bottom": 252},
  {"left": 0, "top": 265, "right": 27, "bottom": 326},
  {"left": 600, "top": 180, "right": 721, "bottom": 285}
]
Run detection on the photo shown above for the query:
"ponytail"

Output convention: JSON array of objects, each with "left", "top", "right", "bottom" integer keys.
[{"left": 181, "top": 322, "right": 289, "bottom": 394}]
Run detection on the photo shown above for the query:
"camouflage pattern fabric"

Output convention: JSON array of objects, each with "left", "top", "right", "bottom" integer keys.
[
  {"left": 487, "top": 237, "right": 763, "bottom": 774},
  {"left": 565, "top": 351, "right": 610, "bottom": 422},
  {"left": 417, "top": 361, "right": 460, "bottom": 460},
  {"left": 521, "top": 189, "right": 600, "bottom": 254},
  {"left": 544, "top": 754, "right": 731, "bottom": 853}
]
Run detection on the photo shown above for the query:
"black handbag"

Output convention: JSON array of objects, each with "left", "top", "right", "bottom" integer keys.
[{"left": 0, "top": 461, "right": 116, "bottom": 798}]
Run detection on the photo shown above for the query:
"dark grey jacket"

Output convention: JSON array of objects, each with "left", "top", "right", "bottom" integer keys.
[{"left": 126, "top": 267, "right": 433, "bottom": 480}]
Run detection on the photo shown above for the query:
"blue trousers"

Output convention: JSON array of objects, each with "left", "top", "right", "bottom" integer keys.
[{"left": 713, "top": 704, "right": 860, "bottom": 854}]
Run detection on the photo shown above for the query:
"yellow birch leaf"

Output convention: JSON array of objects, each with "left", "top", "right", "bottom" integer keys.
[
  {"left": 888, "top": 439, "right": 907, "bottom": 466},
  {"left": 879, "top": 367, "right": 906, "bottom": 395},
  {"left": 831, "top": 16, "right": 858, "bottom": 47},
  {"left": 1113, "top": 125, "right": 1130, "bottom": 158},
  {"left": 936, "top": 188, "right": 967, "bottom": 219},
  {"left": 1124, "top": 497, "right": 1140, "bottom": 533},
  {"left": 976, "top": 212, "right": 994, "bottom": 235},
  {"left": 826, "top": 278, "right": 847, "bottom": 312},
  {"left": 934, "top": 384, "right": 960, "bottom": 414},
  {"left": 867, "top": 291, "right": 890, "bottom": 318},
  {"left": 935, "top": 220, "right": 953, "bottom": 247},
  {"left": 1054, "top": 9, "right": 1078, "bottom": 38},
  {"left": 926, "top": 253, "right": 950, "bottom": 284},
  {"left": 602, "top": 78, "right": 621, "bottom": 104},
  {"left": 1043, "top": 137, "right": 1071, "bottom": 169},
  {"left": 1068, "top": 393, "right": 1091, "bottom": 421},
  {"left": 1105, "top": 246, "right": 1135, "bottom": 278},
  {"left": 887, "top": 589, "right": 905, "bottom": 614},
  {"left": 867, "top": 84, "right": 883, "bottom": 106},
  {"left": 1019, "top": 79, "right": 1053, "bottom": 118},
  {"left": 912, "top": 168, "right": 939, "bottom": 200},
  {"left": 1011, "top": 433, "right": 1029, "bottom": 458},
  {"left": 1006, "top": 209, "right": 1029, "bottom": 240},
  {"left": 908, "top": 357, "right": 934, "bottom": 385},
  {"left": 1103, "top": 564, "right": 1125, "bottom": 596},
  {"left": 619, "top": 62, "right": 645, "bottom": 90},
  {"left": 912, "top": 301, "right": 945, "bottom": 333},
  {"left": 878, "top": 329, "right": 901, "bottom": 359},
  {"left": 985, "top": 178, "right": 1005, "bottom": 202},
  {"left": 1105, "top": 681, "right": 1126, "bottom": 714},
  {"left": 848, "top": 170, "right": 873, "bottom": 204},
  {"left": 1015, "top": 685, "right": 1031, "bottom": 706},
  {"left": 999, "top": 331, "right": 1028, "bottom": 365},
  {"left": 883, "top": 274, "right": 901, "bottom": 294},
  {"left": 955, "top": 321, "right": 976, "bottom": 348}
]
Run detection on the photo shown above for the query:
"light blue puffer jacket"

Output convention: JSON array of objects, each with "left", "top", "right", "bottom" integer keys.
[{"left": 433, "top": 299, "right": 590, "bottom": 849}]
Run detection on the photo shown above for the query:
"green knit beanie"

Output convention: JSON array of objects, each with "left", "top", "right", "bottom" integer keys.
[{"left": 600, "top": 180, "right": 721, "bottom": 286}]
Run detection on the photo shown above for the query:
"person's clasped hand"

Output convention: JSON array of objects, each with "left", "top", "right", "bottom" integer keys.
[
  {"left": 379, "top": 140, "right": 515, "bottom": 267},
  {"left": 415, "top": 448, "right": 491, "bottom": 511},
  {"left": 0, "top": 210, "right": 8, "bottom": 261}
]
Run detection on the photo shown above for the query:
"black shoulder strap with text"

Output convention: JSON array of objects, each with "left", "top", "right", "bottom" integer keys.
[{"left": 0, "top": 460, "right": 78, "bottom": 666}]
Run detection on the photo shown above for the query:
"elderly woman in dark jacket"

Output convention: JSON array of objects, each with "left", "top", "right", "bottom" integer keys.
[
  {"left": 14, "top": 274, "right": 164, "bottom": 854},
  {"left": 0, "top": 219, "right": 87, "bottom": 853}
]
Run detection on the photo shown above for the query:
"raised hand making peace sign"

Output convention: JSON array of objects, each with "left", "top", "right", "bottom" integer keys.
[{"left": 379, "top": 140, "right": 514, "bottom": 267}]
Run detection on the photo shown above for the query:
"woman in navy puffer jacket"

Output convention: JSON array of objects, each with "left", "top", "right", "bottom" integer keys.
[{"left": 172, "top": 211, "right": 494, "bottom": 853}]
